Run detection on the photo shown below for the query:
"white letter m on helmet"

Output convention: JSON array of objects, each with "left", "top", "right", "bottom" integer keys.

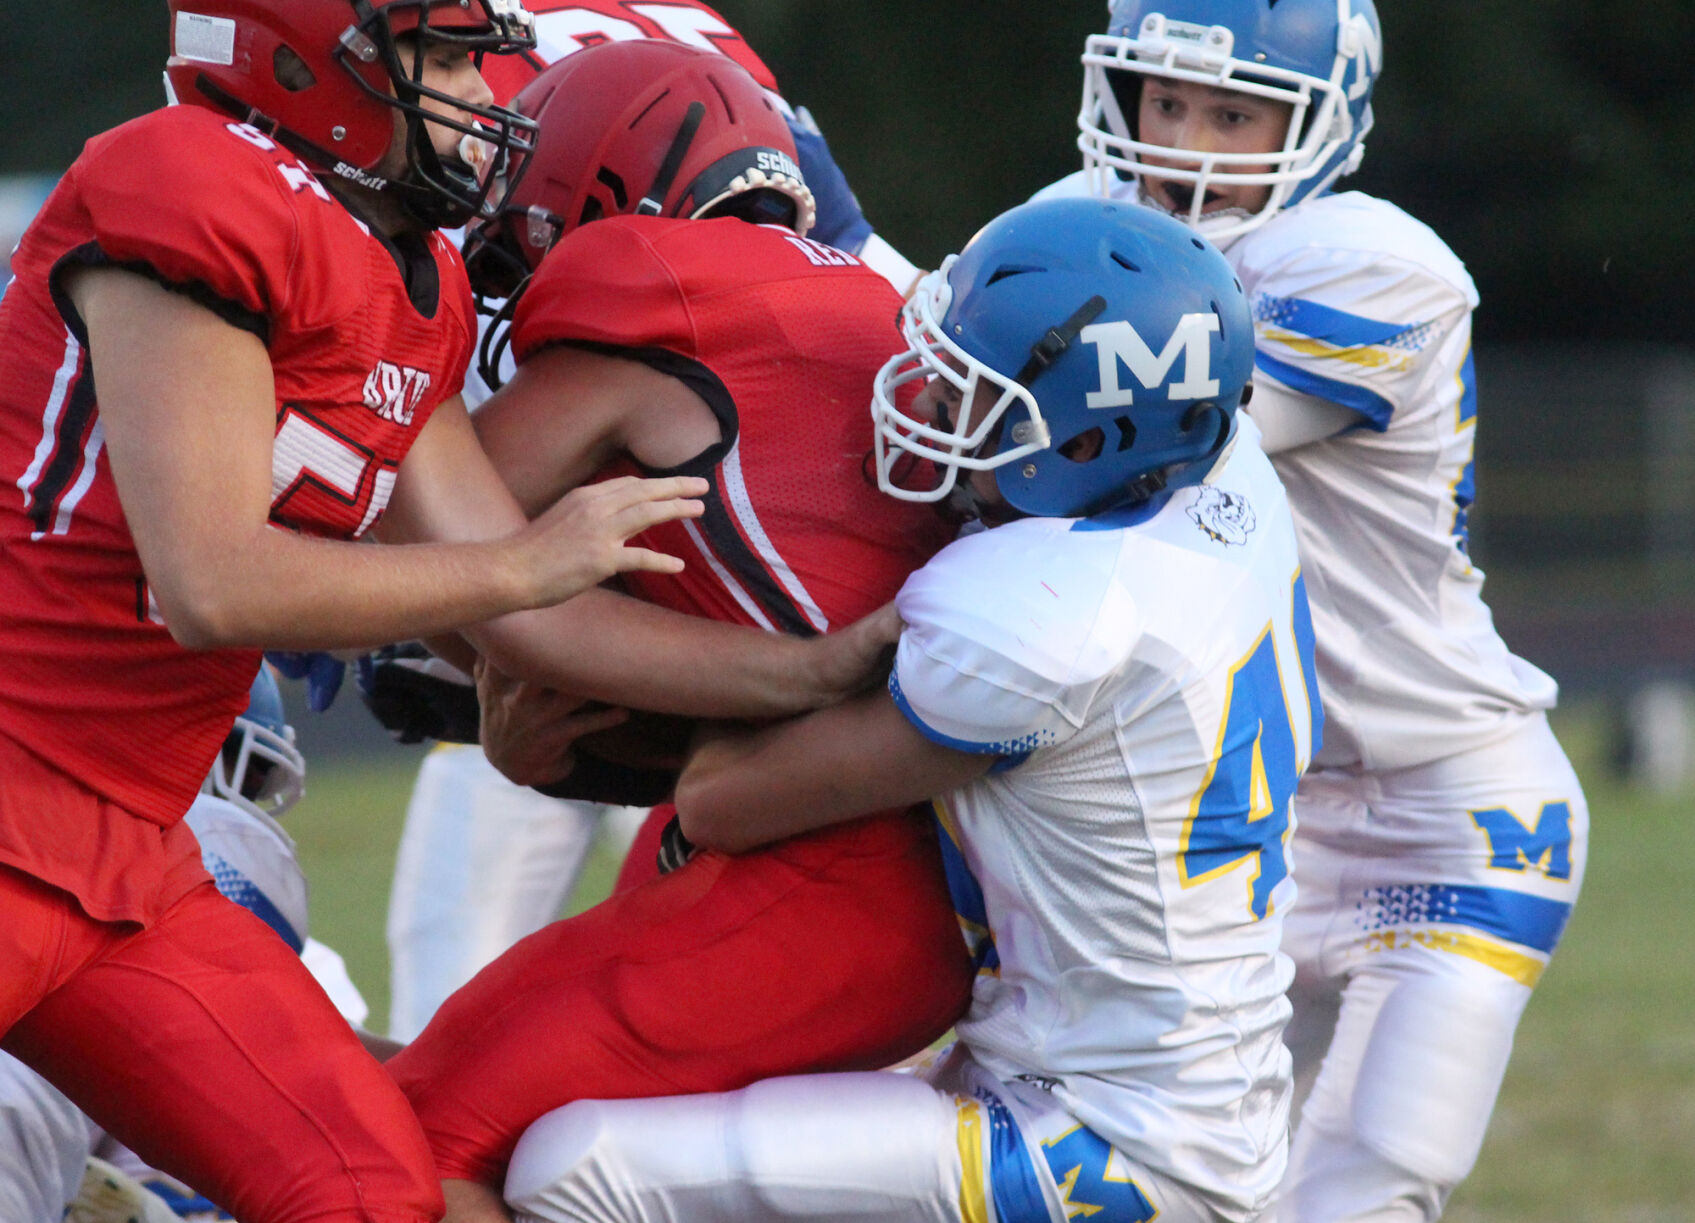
[{"left": 1081, "top": 313, "right": 1220, "bottom": 409}]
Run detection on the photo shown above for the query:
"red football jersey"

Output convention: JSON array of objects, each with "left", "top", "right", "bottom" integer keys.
[
  {"left": 512, "top": 216, "right": 951, "bottom": 633},
  {"left": 480, "top": 0, "right": 780, "bottom": 104},
  {"left": 0, "top": 106, "right": 475, "bottom": 830}
]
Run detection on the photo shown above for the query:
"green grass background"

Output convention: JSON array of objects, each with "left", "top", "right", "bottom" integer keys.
[{"left": 289, "top": 702, "right": 1695, "bottom": 1219}]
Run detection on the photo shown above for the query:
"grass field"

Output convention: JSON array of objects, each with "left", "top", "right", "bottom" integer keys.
[{"left": 288, "top": 702, "right": 1695, "bottom": 1219}]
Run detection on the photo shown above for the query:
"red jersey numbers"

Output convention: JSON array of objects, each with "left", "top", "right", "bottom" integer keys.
[
  {"left": 224, "top": 121, "right": 333, "bottom": 203},
  {"left": 270, "top": 407, "right": 399, "bottom": 539},
  {"left": 527, "top": 3, "right": 772, "bottom": 81}
]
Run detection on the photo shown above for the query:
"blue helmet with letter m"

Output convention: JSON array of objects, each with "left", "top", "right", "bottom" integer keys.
[
  {"left": 1079, "top": 0, "right": 1381, "bottom": 241},
  {"left": 870, "top": 197, "right": 1254, "bottom": 520},
  {"left": 204, "top": 667, "right": 306, "bottom": 819}
]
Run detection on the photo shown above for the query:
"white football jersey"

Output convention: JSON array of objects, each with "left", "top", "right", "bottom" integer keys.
[
  {"left": 890, "top": 423, "right": 1319, "bottom": 1221},
  {"left": 185, "top": 794, "right": 309, "bottom": 954},
  {"left": 1036, "top": 173, "right": 1557, "bottom": 770}
]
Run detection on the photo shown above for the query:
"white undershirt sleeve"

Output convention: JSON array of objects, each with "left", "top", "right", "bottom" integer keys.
[{"left": 1243, "top": 373, "right": 1367, "bottom": 454}]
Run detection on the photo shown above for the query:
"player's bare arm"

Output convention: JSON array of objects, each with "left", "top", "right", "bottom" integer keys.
[
  {"left": 70, "top": 266, "right": 706, "bottom": 651},
  {"left": 474, "top": 345, "right": 723, "bottom": 513},
  {"left": 673, "top": 689, "right": 994, "bottom": 853},
  {"left": 381, "top": 388, "right": 899, "bottom": 718}
]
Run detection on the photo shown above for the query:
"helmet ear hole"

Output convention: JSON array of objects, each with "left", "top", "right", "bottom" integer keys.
[
  {"left": 273, "top": 45, "right": 317, "bottom": 92},
  {"left": 1179, "top": 402, "right": 1233, "bottom": 455},
  {"left": 1058, "top": 427, "right": 1107, "bottom": 464}
]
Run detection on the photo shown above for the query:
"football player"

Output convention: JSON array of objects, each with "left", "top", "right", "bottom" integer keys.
[
  {"left": 0, "top": 3, "right": 887, "bottom": 1221},
  {"left": 378, "top": 39, "right": 980, "bottom": 1223},
  {"left": 379, "top": 0, "right": 792, "bottom": 1047},
  {"left": 803, "top": 4, "right": 1591, "bottom": 1216},
  {"left": 486, "top": 197, "right": 1319, "bottom": 1223},
  {"left": 0, "top": 670, "right": 356, "bottom": 1223},
  {"left": 1034, "top": 3, "right": 1588, "bottom": 1219}
]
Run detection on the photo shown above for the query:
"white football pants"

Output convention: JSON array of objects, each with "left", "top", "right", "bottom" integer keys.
[
  {"left": 1272, "top": 711, "right": 1588, "bottom": 1222},
  {"left": 386, "top": 744, "right": 645, "bottom": 1042},
  {"left": 0, "top": 1052, "right": 97, "bottom": 1223},
  {"left": 503, "top": 1052, "right": 1214, "bottom": 1223}
]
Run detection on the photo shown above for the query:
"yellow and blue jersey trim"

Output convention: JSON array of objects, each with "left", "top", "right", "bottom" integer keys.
[
  {"left": 890, "top": 668, "right": 1043, "bottom": 770},
  {"left": 1252, "top": 295, "right": 1435, "bottom": 432},
  {"left": 203, "top": 851, "right": 305, "bottom": 954},
  {"left": 954, "top": 1087, "right": 1157, "bottom": 1223},
  {"left": 1355, "top": 882, "right": 1574, "bottom": 987},
  {"left": 933, "top": 799, "right": 1000, "bottom": 975}
]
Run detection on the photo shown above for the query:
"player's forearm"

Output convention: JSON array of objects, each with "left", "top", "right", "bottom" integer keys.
[
  {"left": 674, "top": 708, "right": 887, "bottom": 852},
  {"left": 676, "top": 692, "right": 991, "bottom": 853},
  {"left": 152, "top": 527, "right": 537, "bottom": 651},
  {"left": 466, "top": 587, "right": 833, "bottom": 720}
]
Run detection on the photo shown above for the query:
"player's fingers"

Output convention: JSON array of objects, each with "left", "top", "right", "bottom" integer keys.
[
  {"left": 860, "top": 600, "right": 905, "bottom": 645},
  {"left": 558, "top": 705, "right": 631, "bottom": 739},
  {"left": 592, "top": 475, "right": 710, "bottom": 509},
  {"left": 612, "top": 545, "right": 687, "bottom": 576},
  {"left": 607, "top": 494, "right": 706, "bottom": 542},
  {"left": 475, "top": 656, "right": 524, "bottom": 707}
]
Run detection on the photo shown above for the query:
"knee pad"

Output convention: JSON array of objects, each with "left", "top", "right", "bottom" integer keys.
[
  {"left": 1294, "top": 953, "right": 1529, "bottom": 1197},
  {"left": 1276, "top": 1123, "right": 1450, "bottom": 1223},
  {"left": 1350, "top": 960, "right": 1526, "bottom": 1185}
]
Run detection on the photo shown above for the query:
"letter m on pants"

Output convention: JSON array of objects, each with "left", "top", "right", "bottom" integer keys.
[{"left": 1471, "top": 802, "right": 1574, "bottom": 880}]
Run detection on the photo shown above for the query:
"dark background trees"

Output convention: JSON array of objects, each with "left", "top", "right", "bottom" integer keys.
[
  {"left": 6, "top": 1, "right": 1687, "bottom": 344},
  {"left": 5, "top": 2, "right": 1692, "bottom": 689}
]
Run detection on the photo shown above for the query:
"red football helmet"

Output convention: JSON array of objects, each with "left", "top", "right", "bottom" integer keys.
[
  {"left": 465, "top": 38, "right": 814, "bottom": 295},
  {"left": 165, "top": 0, "right": 539, "bottom": 228}
]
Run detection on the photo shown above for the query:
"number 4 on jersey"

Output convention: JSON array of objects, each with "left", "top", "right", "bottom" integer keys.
[{"left": 1180, "top": 573, "right": 1322, "bottom": 920}]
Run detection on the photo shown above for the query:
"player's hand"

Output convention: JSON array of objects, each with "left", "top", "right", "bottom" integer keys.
[
  {"left": 265, "top": 650, "right": 348, "bottom": 712},
  {"left": 476, "top": 656, "right": 632, "bottom": 787},
  {"left": 802, "top": 600, "right": 905, "bottom": 708},
  {"left": 512, "top": 475, "right": 707, "bottom": 608},
  {"left": 787, "top": 105, "right": 874, "bottom": 254}
]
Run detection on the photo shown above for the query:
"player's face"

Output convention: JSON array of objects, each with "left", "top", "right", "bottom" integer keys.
[
  {"left": 382, "top": 36, "right": 499, "bottom": 169},
  {"left": 1135, "top": 78, "right": 1291, "bottom": 217},
  {"left": 911, "top": 359, "right": 1010, "bottom": 511}
]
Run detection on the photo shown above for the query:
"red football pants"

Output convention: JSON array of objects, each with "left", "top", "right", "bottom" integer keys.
[
  {"left": 388, "top": 810, "right": 973, "bottom": 1186},
  {"left": 0, "top": 866, "right": 443, "bottom": 1223}
]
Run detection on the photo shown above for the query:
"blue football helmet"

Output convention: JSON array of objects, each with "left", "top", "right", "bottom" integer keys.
[
  {"left": 870, "top": 197, "right": 1254, "bottom": 519},
  {"left": 1078, "top": 0, "right": 1381, "bottom": 240},
  {"left": 204, "top": 667, "right": 307, "bottom": 819}
]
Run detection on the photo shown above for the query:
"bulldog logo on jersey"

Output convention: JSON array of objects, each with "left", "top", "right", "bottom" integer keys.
[{"left": 1188, "top": 485, "right": 1256, "bottom": 546}]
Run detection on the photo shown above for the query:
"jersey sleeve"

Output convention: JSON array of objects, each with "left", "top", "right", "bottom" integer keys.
[
  {"left": 512, "top": 221, "right": 697, "bottom": 361},
  {"left": 66, "top": 110, "right": 305, "bottom": 338},
  {"left": 1244, "top": 205, "right": 1478, "bottom": 433},
  {"left": 889, "top": 524, "right": 1138, "bottom": 761},
  {"left": 482, "top": 0, "right": 780, "bottom": 103}
]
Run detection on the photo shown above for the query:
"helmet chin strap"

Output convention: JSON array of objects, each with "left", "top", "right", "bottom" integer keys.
[
  {"left": 945, "top": 294, "right": 1109, "bottom": 524},
  {"left": 1014, "top": 295, "right": 1107, "bottom": 388},
  {"left": 637, "top": 102, "right": 707, "bottom": 216}
]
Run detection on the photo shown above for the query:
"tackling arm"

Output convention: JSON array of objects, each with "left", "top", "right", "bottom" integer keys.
[
  {"left": 383, "top": 377, "right": 900, "bottom": 719},
  {"left": 674, "top": 688, "right": 994, "bottom": 853},
  {"left": 73, "top": 267, "right": 705, "bottom": 650}
]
